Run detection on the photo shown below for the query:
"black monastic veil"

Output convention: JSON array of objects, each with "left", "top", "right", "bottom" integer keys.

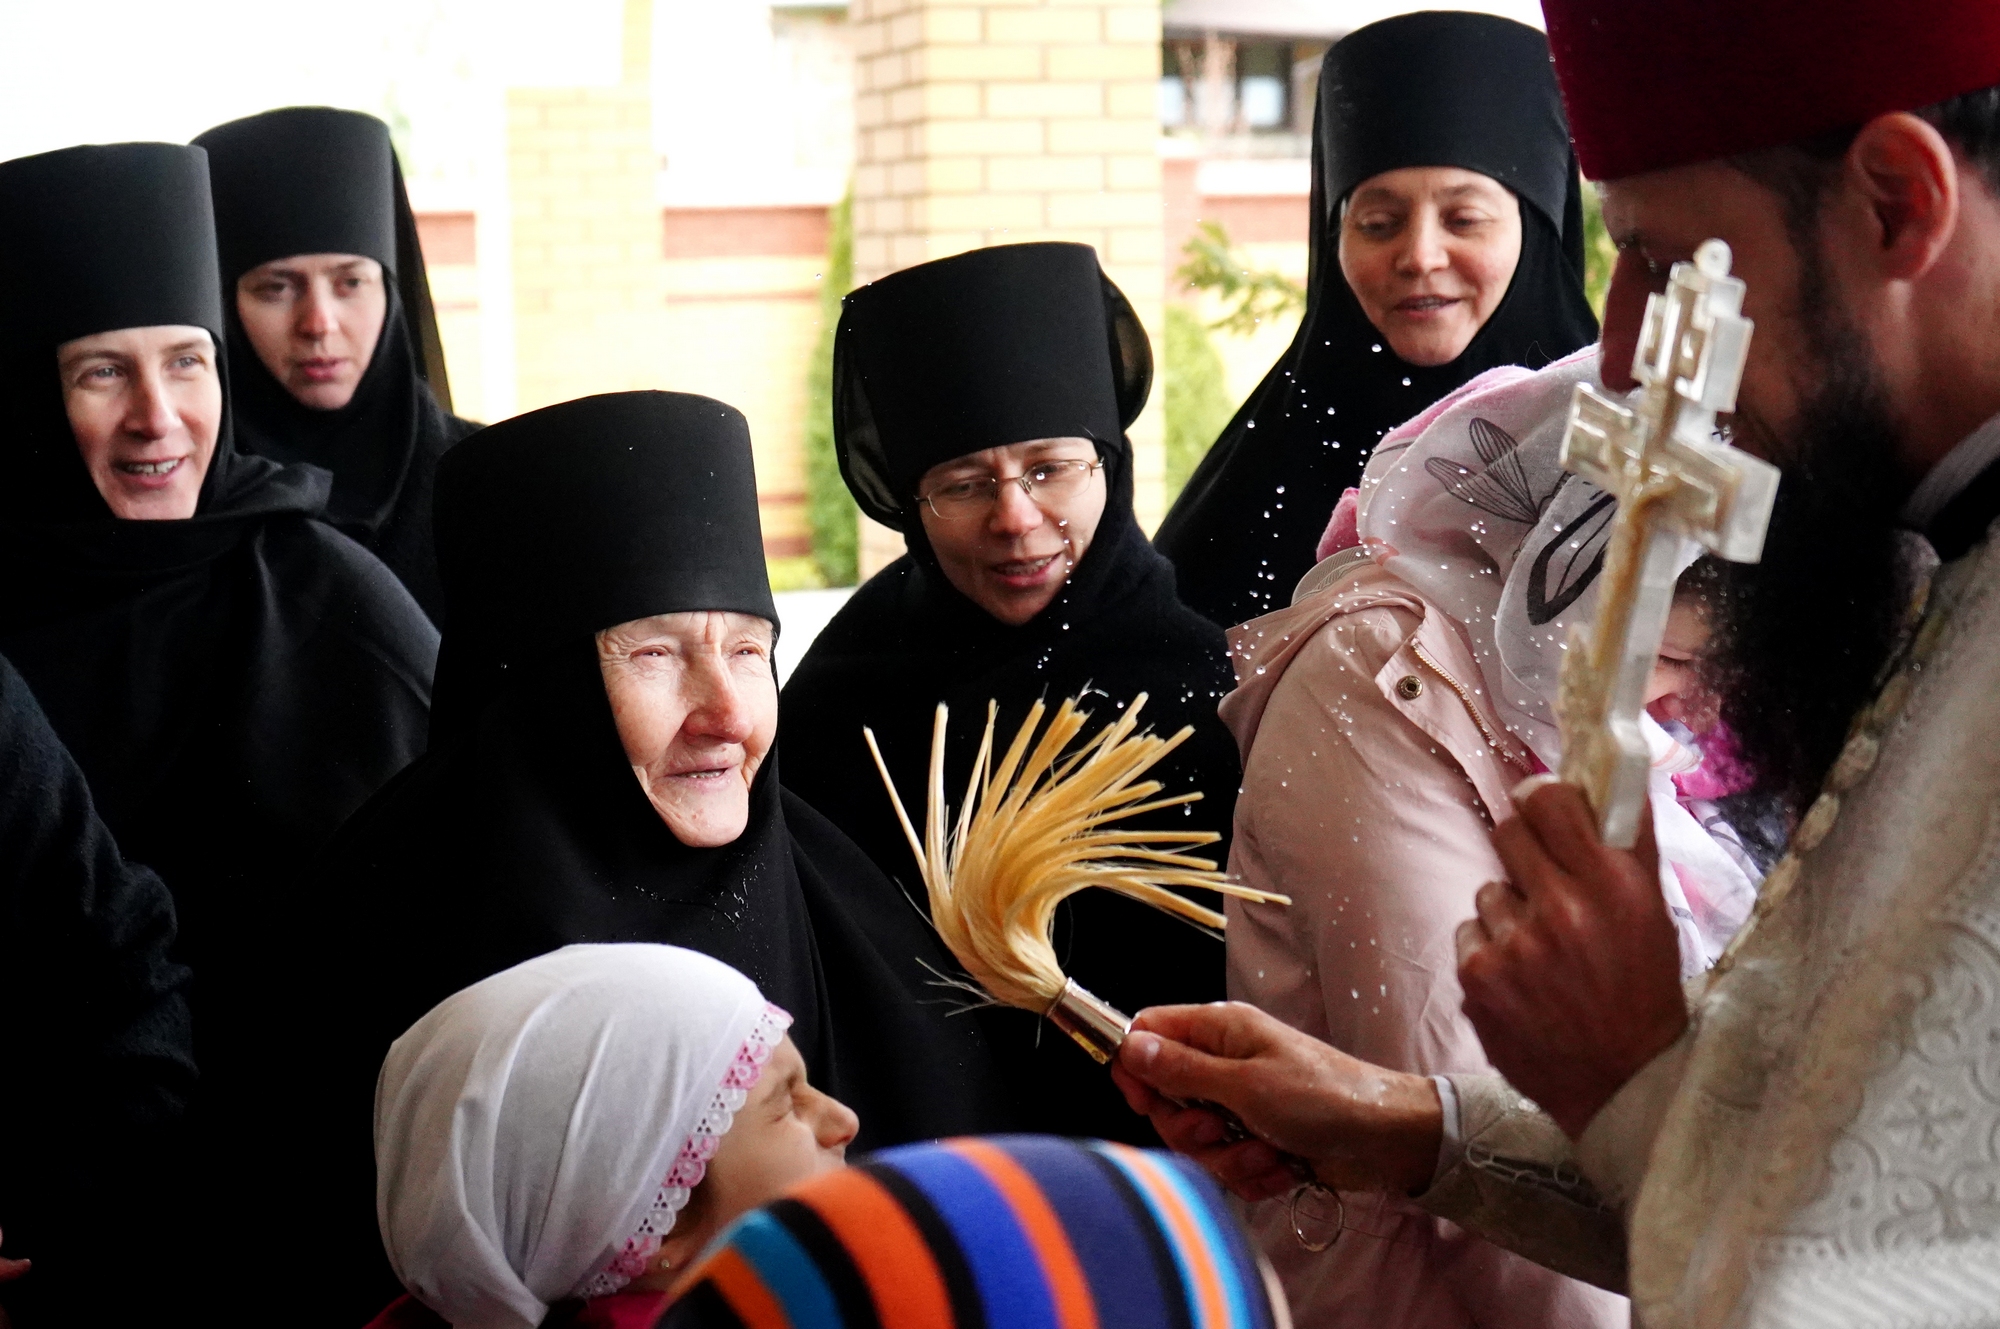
[
  {"left": 780, "top": 242, "right": 1241, "bottom": 1146},
  {"left": 196, "top": 106, "right": 478, "bottom": 622},
  {"left": 317, "top": 392, "right": 1013, "bottom": 1320},
  {"left": 0, "top": 141, "right": 437, "bottom": 1323},
  {"left": 1154, "top": 11, "right": 1599, "bottom": 630}
]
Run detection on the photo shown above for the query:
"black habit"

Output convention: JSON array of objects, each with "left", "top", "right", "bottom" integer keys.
[
  {"left": 318, "top": 392, "right": 1013, "bottom": 1319},
  {"left": 196, "top": 106, "right": 478, "bottom": 621},
  {"left": 780, "top": 243, "right": 1240, "bottom": 1146},
  {"left": 0, "top": 653, "right": 194, "bottom": 1324},
  {"left": 0, "top": 142, "right": 437, "bottom": 1319},
  {"left": 1154, "top": 12, "right": 1599, "bottom": 629}
]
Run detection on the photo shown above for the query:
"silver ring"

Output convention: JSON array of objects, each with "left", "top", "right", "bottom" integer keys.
[{"left": 1288, "top": 1182, "right": 1344, "bottom": 1252}]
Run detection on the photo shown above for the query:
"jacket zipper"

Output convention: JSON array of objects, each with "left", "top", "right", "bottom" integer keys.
[{"left": 1408, "top": 640, "right": 1508, "bottom": 755}]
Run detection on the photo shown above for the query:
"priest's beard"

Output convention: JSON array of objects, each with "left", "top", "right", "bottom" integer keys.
[{"left": 1701, "top": 288, "right": 1919, "bottom": 836}]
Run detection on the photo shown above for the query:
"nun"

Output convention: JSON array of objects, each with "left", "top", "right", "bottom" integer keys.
[
  {"left": 318, "top": 391, "right": 1013, "bottom": 1321},
  {"left": 0, "top": 141, "right": 436, "bottom": 1312},
  {"left": 779, "top": 242, "right": 1239, "bottom": 1146},
  {"left": 195, "top": 106, "right": 478, "bottom": 620},
  {"left": 1154, "top": 11, "right": 1598, "bottom": 629}
]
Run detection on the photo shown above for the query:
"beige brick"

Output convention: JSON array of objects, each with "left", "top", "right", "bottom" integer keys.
[
  {"left": 888, "top": 11, "right": 923, "bottom": 51},
  {"left": 984, "top": 81, "right": 1103, "bottom": 119},
  {"left": 918, "top": 232, "right": 988, "bottom": 264},
  {"left": 916, "top": 81, "right": 984, "bottom": 119},
  {"left": 850, "top": 18, "right": 890, "bottom": 57},
  {"left": 886, "top": 85, "right": 925, "bottom": 125},
  {"left": 1104, "top": 82, "right": 1159, "bottom": 118},
  {"left": 988, "top": 155, "right": 1104, "bottom": 192},
  {"left": 855, "top": 91, "right": 888, "bottom": 130},
  {"left": 1047, "top": 191, "right": 1161, "bottom": 227},
  {"left": 1046, "top": 44, "right": 1158, "bottom": 81},
  {"left": 1102, "top": 3, "right": 1162, "bottom": 42},
  {"left": 853, "top": 163, "right": 889, "bottom": 198},
  {"left": 1105, "top": 227, "right": 1165, "bottom": 265},
  {"left": 918, "top": 43, "right": 1042, "bottom": 81},
  {"left": 920, "top": 192, "right": 1045, "bottom": 231},
  {"left": 853, "top": 234, "right": 892, "bottom": 274},
  {"left": 860, "top": 51, "right": 907, "bottom": 93},
  {"left": 916, "top": 118, "right": 1044, "bottom": 156},
  {"left": 1101, "top": 261, "right": 1163, "bottom": 303},
  {"left": 985, "top": 8, "right": 1101, "bottom": 43},
  {"left": 888, "top": 160, "right": 928, "bottom": 196},
  {"left": 888, "top": 233, "right": 938, "bottom": 271},
  {"left": 924, "top": 155, "right": 986, "bottom": 193},
  {"left": 1025, "top": 227, "right": 1111, "bottom": 250},
  {"left": 922, "top": 7, "right": 984, "bottom": 43},
  {"left": 1106, "top": 153, "right": 1161, "bottom": 190},
  {"left": 545, "top": 102, "right": 620, "bottom": 131}
]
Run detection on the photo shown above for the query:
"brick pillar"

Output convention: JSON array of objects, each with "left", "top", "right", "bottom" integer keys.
[
  {"left": 850, "top": 0, "right": 1165, "bottom": 577},
  {"left": 504, "top": 0, "right": 666, "bottom": 414}
]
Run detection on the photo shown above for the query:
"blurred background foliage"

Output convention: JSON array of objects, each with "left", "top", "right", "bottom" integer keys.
[{"left": 793, "top": 191, "right": 859, "bottom": 588}]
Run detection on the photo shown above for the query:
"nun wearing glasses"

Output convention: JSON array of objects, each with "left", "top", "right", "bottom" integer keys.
[{"left": 780, "top": 242, "right": 1239, "bottom": 1148}]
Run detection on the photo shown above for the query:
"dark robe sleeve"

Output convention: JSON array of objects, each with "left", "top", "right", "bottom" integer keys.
[{"left": 0, "top": 653, "right": 194, "bottom": 1320}]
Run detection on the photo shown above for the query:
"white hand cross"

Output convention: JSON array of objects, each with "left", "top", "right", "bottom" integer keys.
[{"left": 1557, "top": 239, "right": 1779, "bottom": 846}]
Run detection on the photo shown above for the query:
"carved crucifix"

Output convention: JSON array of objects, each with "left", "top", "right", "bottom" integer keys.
[{"left": 1557, "top": 239, "right": 1780, "bottom": 847}]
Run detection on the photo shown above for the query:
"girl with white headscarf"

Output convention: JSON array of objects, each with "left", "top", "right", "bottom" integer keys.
[{"left": 367, "top": 944, "right": 857, "bottom": 1329}]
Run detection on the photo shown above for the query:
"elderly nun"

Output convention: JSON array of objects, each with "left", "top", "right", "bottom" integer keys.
[{"left": 316, "top": 391, "right": 1013, "bottom": 1321}]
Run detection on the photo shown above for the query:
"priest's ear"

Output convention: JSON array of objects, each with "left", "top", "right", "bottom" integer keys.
[{"left": 1838, "top": 112, "right": 1961, "bottom": 284}]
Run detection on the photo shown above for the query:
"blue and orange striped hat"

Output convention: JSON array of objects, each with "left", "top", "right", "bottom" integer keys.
[{"left": 657, "top": 1136, "right": 1281, "bottom": 1329}]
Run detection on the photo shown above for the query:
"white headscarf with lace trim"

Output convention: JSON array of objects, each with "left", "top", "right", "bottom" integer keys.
[{"left": 374, "top": 943, "right": 790, "bottom": 1328}]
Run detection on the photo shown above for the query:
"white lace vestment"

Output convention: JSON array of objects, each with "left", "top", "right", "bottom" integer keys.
[{"left": 1417, "top": 529, "right": 2000, "bottom": 1328}]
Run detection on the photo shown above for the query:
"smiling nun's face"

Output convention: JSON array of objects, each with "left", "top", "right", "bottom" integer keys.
[
  {"left": 596, "top": 611, "right": 779, "bottom": 848},
  {"left": 57, "top": 324, "right": 223, "bottom": 520},
  {"left": 1337, "top": 165, "right": 1524, "bottom": 367}
]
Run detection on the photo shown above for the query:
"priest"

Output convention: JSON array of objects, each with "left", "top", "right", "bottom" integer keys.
[{"left": 1112, "top": 4, "right": 2000, "bottom": 1325}]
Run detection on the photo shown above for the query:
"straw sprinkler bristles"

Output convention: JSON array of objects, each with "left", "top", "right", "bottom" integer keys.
[{"left": 863, "top": 692, "right": 1288, "bottom": 1015}]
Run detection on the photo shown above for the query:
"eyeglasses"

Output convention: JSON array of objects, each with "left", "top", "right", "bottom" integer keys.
[{"left": 919, "top": 458, "right": 1104, "bottom": 521}]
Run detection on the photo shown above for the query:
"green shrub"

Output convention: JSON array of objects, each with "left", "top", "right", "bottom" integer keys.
[
  {"left": 1163, "top": 304, "right": 1234, "bottom": 502},
  {"left": 803, "top": 193, "right": 859, "bottom": 586}
]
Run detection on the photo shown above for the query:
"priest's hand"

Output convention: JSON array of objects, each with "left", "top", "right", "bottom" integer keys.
[
  {"left": 1110, "top": 1001, "right": 1442, "bottom": 1201},
  {"left": 1457, "top": 776, "right": 1689, "bottom": 1138},
  {"left": 0, "top": 1228, "right": 28, "bottom": 1284}
]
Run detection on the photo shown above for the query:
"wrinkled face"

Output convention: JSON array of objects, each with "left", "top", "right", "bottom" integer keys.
[
  {"left": 235, "top": 252, "right": 387, "bottom": 410},
  {"left": 58, "top": 325, "right": 223, "bottom": 520},
  {"left": 1337, "top": 165, "right": 1524, "bottom": 366},
  {"left": 597, "top": 611, "right": 779, "bottom": 848},
  {"left": 914, "top": 436, "right": 1108, "bottom": 626},
  {"left": 631, "top": 1034, "right": 857, "bottom": 1290}
]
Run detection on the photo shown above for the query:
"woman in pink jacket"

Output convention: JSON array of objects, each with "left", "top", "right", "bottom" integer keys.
[{"left": 1222, "top": 348, "right": 1761, "bottom": 1327}]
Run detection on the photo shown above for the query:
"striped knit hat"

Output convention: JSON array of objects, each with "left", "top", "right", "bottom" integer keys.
[{"left": 657, "top": 1136, "right": 1281, "bottom": 1329}]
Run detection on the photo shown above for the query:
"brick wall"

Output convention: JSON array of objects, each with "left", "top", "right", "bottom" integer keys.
[
  {"left": 505, "top": 85, "right": 667, "bottom": 415},
  {"left": 849, "top": 0, "right": 1167, "bottom": 574}
]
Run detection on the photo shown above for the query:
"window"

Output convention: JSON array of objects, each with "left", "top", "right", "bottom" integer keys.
[{"left": 1159, "top": 37, "right": 1302, "bottom": 135}]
